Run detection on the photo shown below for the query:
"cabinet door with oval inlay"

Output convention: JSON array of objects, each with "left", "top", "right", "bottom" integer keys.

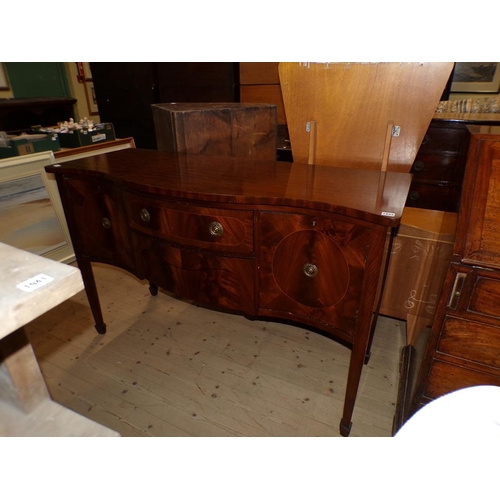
[
  {"left": 59, "top": 176, "right": 134, "bottom": 271},
  {"left": 258, "top": 211, "right": 373, "bottom": 342}
]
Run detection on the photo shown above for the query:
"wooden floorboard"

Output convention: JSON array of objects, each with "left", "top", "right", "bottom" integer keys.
[{"left": 25, "top": 263, "right": 405, "bottom": 437}]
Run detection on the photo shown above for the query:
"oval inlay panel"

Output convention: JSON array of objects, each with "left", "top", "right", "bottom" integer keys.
[{"left": 272, "top": 230, "right": 350, "bottom": 308}]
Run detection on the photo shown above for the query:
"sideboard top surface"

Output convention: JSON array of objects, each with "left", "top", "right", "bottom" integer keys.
[{"left": 46, "top": 148, "right": 412, "bottom": 226}]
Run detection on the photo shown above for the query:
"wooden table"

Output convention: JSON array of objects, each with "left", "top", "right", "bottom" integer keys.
[
  {"left": 0, "top": 242, "right": 119, "bottom": 436},
  {"left": 46, "top": 148, "right": 412, "bottom": 435}
]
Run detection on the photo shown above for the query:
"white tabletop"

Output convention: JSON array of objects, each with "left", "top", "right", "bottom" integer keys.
[{"left": 0, "top": 242, "right": 83, "bottom": 339}]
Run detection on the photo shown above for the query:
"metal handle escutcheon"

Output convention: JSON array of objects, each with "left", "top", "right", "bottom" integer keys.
[
  {"left": 140, "top": 208, "right": 151, "bottom": 222},
  {"left": 303, "top": 263, "right": 318, "bottom": 278},
  {"left": 448, "top": 272, "right": 467, "bottom": 309},
  {"left": 209, "top": 221, "right": 224, "bottom": 237},
  {"left": 101, "top": 217, "right": 111, "bottom": 229}
]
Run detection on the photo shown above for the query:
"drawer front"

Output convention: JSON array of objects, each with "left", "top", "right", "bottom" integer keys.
[
  {"left": 424, "top": 359, "right": 500, "bottom": 401},
  {"left": 418, "top": 125, "right": 467, "bottom": 154},
  {"left": 405, "top": 182, "right": 458, "bottom": 212},
  {"left": 410, "top": 154, "right": 458, "bottom": 182},
  {"left": 449, "top": 267, "right": 500, "bottom": 322},
  {"left": 132, "top": 232, "right": 256, "bottom": 315},
  {"left": 469, "top": 275, "right": 500, "bottom": 318},
  {"left": 126, "top": 192, "right": 254, "bottom": 255},
  {"left": 437, "top": 316, "right": 500, "bottom": 369}
]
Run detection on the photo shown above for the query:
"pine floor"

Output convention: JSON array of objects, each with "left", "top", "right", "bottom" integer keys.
[{"left": 25, "top": 262, "right": 406, "bottom": 437}]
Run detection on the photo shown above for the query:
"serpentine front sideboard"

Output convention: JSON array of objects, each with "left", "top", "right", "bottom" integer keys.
[{"left": 46, "top": 148, "right": 412, "bottom": 436}]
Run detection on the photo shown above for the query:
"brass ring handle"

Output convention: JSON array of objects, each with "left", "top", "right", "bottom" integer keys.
[
  {"left": 303, "top": 263, "right": 318, "bottom": 278},
  {"left": 209, "top": 221, "right": 224, "bottom": 237},
  {"left": 140, "top": 208, "right": 151, "bottom": 222},
  {"left": 101, "top": 217, "right": 111, "bottom": 229}
]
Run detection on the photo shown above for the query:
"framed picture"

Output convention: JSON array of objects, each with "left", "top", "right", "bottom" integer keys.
[
  {"left": 0, "top": 151, "right": 74, "bottom": 263},
  {"left": 82, "top": 62, "right": 93, "bottom": 80},
  {"left": 84, "top": 79, "right": 99, "bottom": 116},
  {"left": 0, "top": 63, "right": 10, "bottom": 90},
  {"left": 451, "top": 62, "right": 500, "bottom": 93}
]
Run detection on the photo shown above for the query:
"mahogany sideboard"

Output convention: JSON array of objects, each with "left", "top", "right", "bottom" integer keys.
[{"left": 46, "top": 148, "right": 412, "bottom": 436}]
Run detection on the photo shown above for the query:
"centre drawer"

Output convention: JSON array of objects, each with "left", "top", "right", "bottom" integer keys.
[{"left": 125, "top": 192, "right": 254, "bottom": 255}]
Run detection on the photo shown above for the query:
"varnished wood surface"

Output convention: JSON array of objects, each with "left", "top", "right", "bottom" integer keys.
[
  {"left": 239, "top": 63, "right": 280, "bottom": 84},
  {"left": 46, "top": 148, "right": 412, "bottom": 435},
  {"left": 151, "top": 103, "right": 278, "bottom": 160},
  {"left": 239, "top": 86, "right": 287, "bottom": 124},
  {"left": 279, "top": 62, "right": 454, "bottom": 172},
  {"left": 26, "top": 262, "right": 405, "bottom": 437},
  {"left": 238, "top": 63, "right": 286, "bottom": 124},
  {"left": 47, "top": 148, "right": 412, "bottom": 226},
  {"left": 405, "top": 119, "right": 471, "bottom": 212},
  {"left": 258, "top": 211, "right": 373, "bottom": 343},
  {"left": 410, "top": 127, "right": 500, "bottom": 416},
  {"left": 456, "top": 130, "right": 500, "bottom": 269}
]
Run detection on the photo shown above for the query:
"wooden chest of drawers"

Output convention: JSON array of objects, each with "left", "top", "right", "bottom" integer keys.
[
  {"left": 406, "top": 119, "right": 470, "bottom": 212},
  {"left": 411, "top": 126, "right": 500, "bottom": 414},
  {"left": 46, "top": 148, "right": 412, "bottom": 436},
  {"left": 407, "top": 116, "right": 500, "bottom": 212}
]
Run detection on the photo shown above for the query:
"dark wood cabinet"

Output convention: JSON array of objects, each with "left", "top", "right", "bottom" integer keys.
[
  {"left": 47, "top": 148, "right": 412, "bottom": 436},
  {"left": 410, "top": 125, "right": 500, "bottom": 416},
  {"left": 0, "top": 97, "right": 77, "bottom": 134},
  {"left": 89, "top": 63, "right": 238, "bottom": 150},
  {"left": 407, "top": 117, "right": 500, "bottom": 212},
  {"left": 406, "top": 119, "right": 470, "bottom": 212}
]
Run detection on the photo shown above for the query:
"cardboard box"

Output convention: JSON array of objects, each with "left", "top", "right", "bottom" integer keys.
[
  {"left": 55, "top": 123, "right": 115, "bottom": 148},
  {"left": 380, "top": 207, "right": 457, "bottom": 340}
]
